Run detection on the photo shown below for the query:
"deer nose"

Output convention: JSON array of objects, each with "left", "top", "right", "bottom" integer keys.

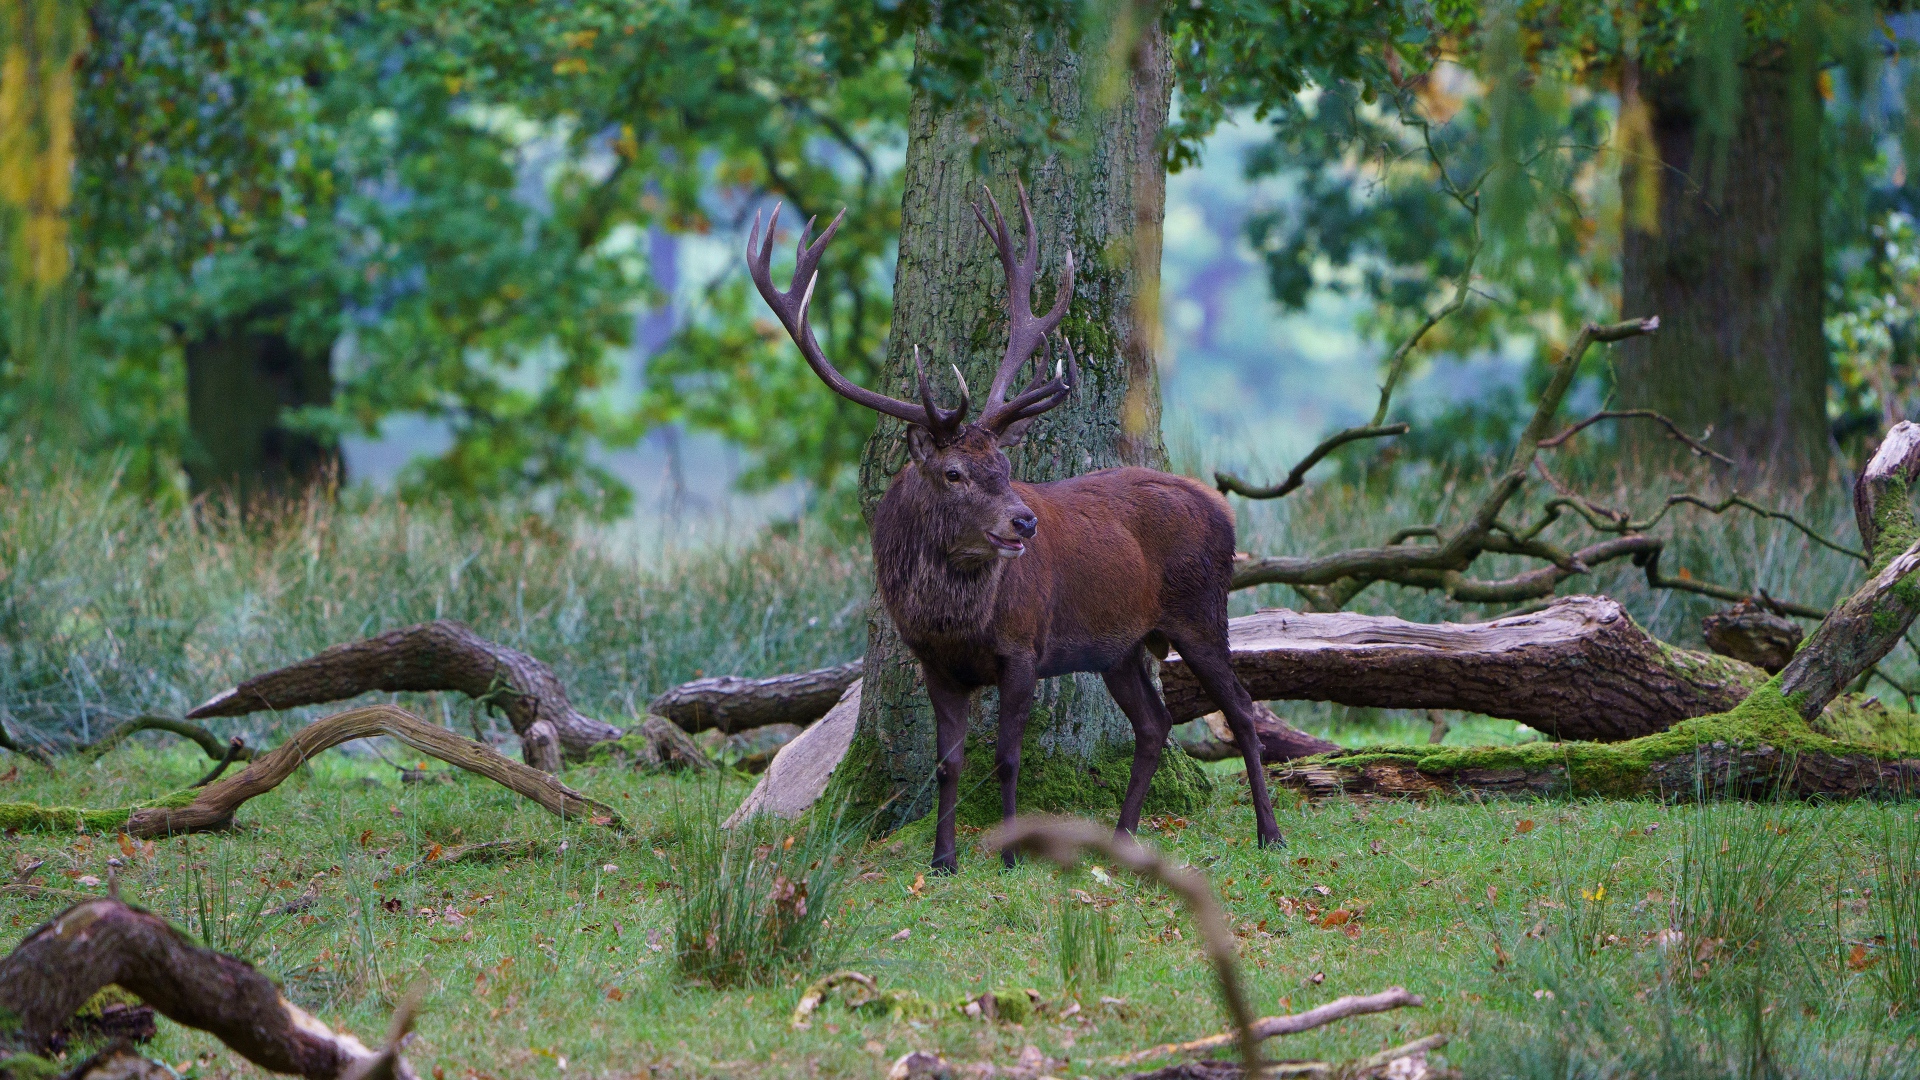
[{"left": 1011, "top": 513, "right": 1037, "bottom": 539}]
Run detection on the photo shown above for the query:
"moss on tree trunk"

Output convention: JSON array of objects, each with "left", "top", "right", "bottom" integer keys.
[{"left": 847, "top": 25, "right": 1175, "bottom": 831}]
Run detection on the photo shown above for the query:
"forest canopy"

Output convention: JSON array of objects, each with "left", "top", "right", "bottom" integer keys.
[{"left": 3, "top": 0, "right": 1918, "bottom": 515}]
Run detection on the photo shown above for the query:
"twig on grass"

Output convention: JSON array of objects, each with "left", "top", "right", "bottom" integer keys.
[{"left": 1104, "top": 987, "right": 1427, "bottom": 1068}]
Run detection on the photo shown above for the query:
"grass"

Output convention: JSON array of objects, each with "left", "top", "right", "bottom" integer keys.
[
  {"left": 5, "top": 746, "right": 1920, "bottom": 1078},
  {"left": 0, "top": 456, "right": 870, "bottom": 748}
]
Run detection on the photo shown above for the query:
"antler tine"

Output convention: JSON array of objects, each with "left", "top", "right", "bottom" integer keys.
[
  {"left": 744, "top": 205, "right": 931, "bottom": 427},
  {"left": 912, "top": 345, "right": 967, "bottom": 436},
  {"left": 997, "top": 333, "right": 1079, "bottom": 423},
  {"left": 972, "top": 182, "right": 1078, "bottom": 434}
]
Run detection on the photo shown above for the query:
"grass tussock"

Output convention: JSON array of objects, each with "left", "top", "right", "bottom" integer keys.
[{"left": 668, "top": 785, "right": 864, "bottom": 988}]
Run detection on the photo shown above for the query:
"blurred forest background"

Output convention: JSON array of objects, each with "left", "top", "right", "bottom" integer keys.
[
  {"left": 10, "top": 0, "right": 1919, "bottom": 523},
  {"left": 9, "top": 0, "right": 1920, "bottom": 740}
]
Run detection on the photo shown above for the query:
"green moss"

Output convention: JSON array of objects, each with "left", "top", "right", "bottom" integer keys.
[
  {"left": 953, "top": 730, "right": 1211, "bottom": 828},
  {"left": 0, "top": 786, "right": 195, "bottom": 834},
  {"left": 1310, "top": 675, "right": 1920, "bottom": 799},
  {"left": 0, "top": 1053, "right": 63, "bottom": 1079},
  {"left": 990, "top": 989, "right": 1033, "bottom": 1024},
  {"left": 823, "top": 734, "right": 899, "bottom": 834},
  {"left": 584, "top": 730, "right": 663, "bottom": 764}
]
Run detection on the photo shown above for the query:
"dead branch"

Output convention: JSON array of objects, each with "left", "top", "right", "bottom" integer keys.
[
  {"left": 1214, "top": 423, "right": 1409, "bottom": 500},
  {"left": 124, "top": 704, "right": 621, "bottom": 838},
  {"left": 1162, "top": 596, "right": 1761, "bottom": 742},
  {"left": 0, "top": 717, "right": 52, "bottom": 767},
  {"left": 1216, "top": 242, "right": 1477, "bottom": 501},
  {"left": 650, "top": 660, "right": 862, "bottom": 733},
  {"left": 1231, "top": 318, "right": 1659, "bottom": 597},
  {"left": 1175, "top": 706, "right": 1341, "bottom": 762},
  {"left": 984, "top": 817, "right": 1263, "bottom": 1075},
  {"left": 184, "top": 620, "right": 622, "bottom": 768},
  {"left": 1539, "top": 408, "right": 1734, "bottom": 464},
  {"left": 1778, "top": 540, "right": 1920, "bottom": 721},
  {"left": 83, "top": 715, "right": 247, "bottom": 763},
  {"left": 1104, "top": 988, "right": 1424, "bottom": 1068},
  {"left": 190, "top": 737, "right": 248, "bottom": 787},
  {"left": 1703, "top": 601, "right": 1803, "bottom": 673},
  {"left": 1227, "top": 314, "right": 1841, "bottom": 624},
  {"left": 0, "top": 897, "right": 418, "bottom": 1079}
]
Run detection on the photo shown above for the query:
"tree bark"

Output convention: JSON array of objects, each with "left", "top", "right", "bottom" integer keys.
[
  {"left": 1160, "top": 596, "right": 1762, "bottom": 742},
  {"left": 651, "top": 660, "right": 862, "bottom": 733},
  {"left": 184, "top": 619, "right": 623, "bottom": 767},
  {"left": 1616, "top": 63, "right": 1828, "bottom": 478},
  {"left": 126, "top": 704, "right": 621, "bottom": 838},
  {"left": 849, "top": 23, "right": 1174, "bottom": 829},
  {"left": 184, "top": 317, "right": 340, "bottom": 500}
]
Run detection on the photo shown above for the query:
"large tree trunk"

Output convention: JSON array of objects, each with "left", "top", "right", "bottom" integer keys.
[
  {"left": 184, "top": 315, "right": 339, "bottom": 499},
  {"left": 1616, "top": 62, "right": 1828, "bottom": 478},
  {"left": 847, "top": 24, "right": 1176, "bottom": 831}
]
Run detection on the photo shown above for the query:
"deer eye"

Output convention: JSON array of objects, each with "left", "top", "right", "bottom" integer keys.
[{"left": 944, "top": 468, "right": 964, "bottom": 483}]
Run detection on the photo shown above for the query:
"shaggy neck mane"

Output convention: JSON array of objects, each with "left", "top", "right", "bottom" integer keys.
[{"left": 872, "top": 468, "right": 1005, "bottom": 644}]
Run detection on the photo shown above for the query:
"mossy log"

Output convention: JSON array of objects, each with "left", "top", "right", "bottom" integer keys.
[
  {"left": 0, "top": 897, "right": 418, "bottom": 1079},
  {"left": 1274, "top": 424, "right": 1920, "bottom": 802},
  {"left": 185, "top": 620, "right": 625, "bottom": 770},
  {"left": 0, "top": 705, "right": 622, "bottom": 837}
]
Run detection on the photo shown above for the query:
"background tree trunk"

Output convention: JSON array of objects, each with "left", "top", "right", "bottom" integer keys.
[
  {"left": 849, "top": 24, "right": 1174, "bottom": 831},
  {"left": 1616, "top": 63, "right": 1828, "bottom": 479},
  {"left": 184, "top": 310, "right": 338, "bottom": 499}
]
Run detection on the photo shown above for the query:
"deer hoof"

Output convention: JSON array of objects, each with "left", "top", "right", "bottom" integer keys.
[{"left": 930, "top": 855, "right": 959, "bottom": 876}]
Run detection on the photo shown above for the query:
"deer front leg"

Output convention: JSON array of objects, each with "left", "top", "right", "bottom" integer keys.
[
  {"left": 927, "top": 675, "right": 973, "bottom": 875},
  {"left": 994, "top": 652, "right": 1038, "bottom": 868}
]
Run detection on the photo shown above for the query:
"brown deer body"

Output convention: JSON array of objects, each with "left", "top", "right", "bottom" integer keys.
[{"left": 749, "top": 188, "right": 1282, "bottom": 872}]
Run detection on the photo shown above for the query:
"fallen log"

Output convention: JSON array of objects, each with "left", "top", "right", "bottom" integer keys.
[
  {"left": 0, "top": 705, "right": 623, "bottom": 837},
  {"left": 0, "top": 898, "right": 418, "bottom": 1078},
  {"left": 698, "top": 597, "right": 1757, "bottom": 753},
  {"left": 724, "top": 597, "right": 1751, "bottom": 822},
  {"left": 651, "top": 660, "right": 863, "bottom": 733},
  {"left": 185, "top": 620, "right": 622, "bottom": 769},
  {"left": 1160, "top": 594, "right": 1761, "bottom": 742},
  {"left": 1272, "top": 426, "right": 1920, "bottom": 802},
  {"left": 1701, "top": 601, "right": 1803, "bottom": 674}
]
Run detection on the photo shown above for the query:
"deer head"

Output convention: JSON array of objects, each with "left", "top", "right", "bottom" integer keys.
[{"left": 746, "top": 183, "right": 1079, "bottom": 559}]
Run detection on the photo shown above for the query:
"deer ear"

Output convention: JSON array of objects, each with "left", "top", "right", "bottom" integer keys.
[
  {"left": 906, "top": 425, "right": 937, "bottom": 464},
  {"left": 996, "top": 417, "right": 1036, "bottom": 448}
]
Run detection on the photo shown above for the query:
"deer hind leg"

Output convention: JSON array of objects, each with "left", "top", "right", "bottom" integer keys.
[
  {"left": 926, "top": 676, "right": 974, "bottom": 875},
  {"left": 1101, "top": 646, "right": 1176, "bottom": 838},
  {"left": 1166, "top": 631, "right": 1285, "bottom": 848}
]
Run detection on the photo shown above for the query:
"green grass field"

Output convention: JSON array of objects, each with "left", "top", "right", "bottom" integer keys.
[
  {"left": 7, "top": 458, "right": 1920, "bottom": 1077},
  {"left": 6, "top": 742, "right": 1920, "bottom": 1079}
]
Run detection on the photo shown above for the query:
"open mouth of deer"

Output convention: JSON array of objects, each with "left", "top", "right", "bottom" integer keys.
[{"left": 986, "top": 532, "right": 1026, "bottom": 557}]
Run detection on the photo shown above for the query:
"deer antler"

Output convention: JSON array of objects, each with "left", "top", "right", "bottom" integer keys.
[
  {"left": 995, "top": 336, "right": 1080, "bottom": 446},
  {"left": 747, "top": 205, "right": 963, "bottom": 437},
  {"left": 973, "top": 183, "right": 1077, "bottom": 435}
]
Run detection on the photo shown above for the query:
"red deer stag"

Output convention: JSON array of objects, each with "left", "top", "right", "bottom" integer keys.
[{"left": 747, "top": 185, "right": 1282, "bottom": 873}]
